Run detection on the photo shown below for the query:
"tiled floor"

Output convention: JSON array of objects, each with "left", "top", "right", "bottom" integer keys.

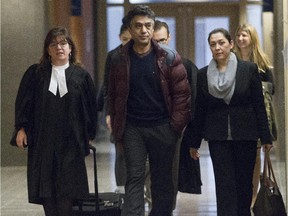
[{"left": 1, "top": 130, "right": 286, "bottom": 216}]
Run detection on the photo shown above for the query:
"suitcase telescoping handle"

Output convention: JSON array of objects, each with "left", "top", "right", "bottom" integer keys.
[{"left": 89, "top": 144, "right": 100, "bottom": 214}]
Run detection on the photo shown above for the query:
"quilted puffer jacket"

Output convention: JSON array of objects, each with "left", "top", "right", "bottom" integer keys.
[{"left": 108, "top": 39, "right": 191, "bottom": 143}]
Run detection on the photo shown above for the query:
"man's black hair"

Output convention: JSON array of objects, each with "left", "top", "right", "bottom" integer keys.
[
  {"left": 124, "top": 5, "right": 155, "bottom": 27},
  {"left": 119, "top": 22, "right": 129, "bottom": 35}
]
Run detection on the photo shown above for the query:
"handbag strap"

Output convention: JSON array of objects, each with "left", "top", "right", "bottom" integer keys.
[{"left": 263, "top": 151, "right": 278, "bottom": 187}]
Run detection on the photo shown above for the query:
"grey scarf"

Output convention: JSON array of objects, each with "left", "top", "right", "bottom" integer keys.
[{"left": 207, "top": 52, "right": 237, "bottom": 104}]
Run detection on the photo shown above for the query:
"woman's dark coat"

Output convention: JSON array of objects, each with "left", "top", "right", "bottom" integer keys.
[
  {"left": 13, "top": 64, "right": 97, "bottom": 204},
  {"left": 186, "top": 60, "right": 272, "bottom": 148},
  {"left": 178, "top": 58, "right": 202, "bottom": 194}
]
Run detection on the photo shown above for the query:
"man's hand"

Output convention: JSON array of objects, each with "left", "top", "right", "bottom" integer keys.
[{"left": 106, "top": 115, "right": 112, "bottom": 133}]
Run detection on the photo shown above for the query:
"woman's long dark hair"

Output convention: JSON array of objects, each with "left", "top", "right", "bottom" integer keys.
[{"left": 39, "top": 26, "right": 79, "bottom": 66}]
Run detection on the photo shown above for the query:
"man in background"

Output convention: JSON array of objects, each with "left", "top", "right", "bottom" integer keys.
[
  {"left": 153, "top": 20, "right": 202, "bottom": 210},
  {"left": 97, "top": 22, "right": 131, "bottom": 194}
]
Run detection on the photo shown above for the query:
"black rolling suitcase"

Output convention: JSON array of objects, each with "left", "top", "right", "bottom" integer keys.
[{"left": 72, "top": 144, "right": 124, "bottom": 216}]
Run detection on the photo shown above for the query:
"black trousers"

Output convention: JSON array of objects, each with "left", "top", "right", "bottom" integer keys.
[
  {"left": 121, "top": 123, "right": 178, "bottom": 216},
  {"left": 208, "top": 140, "right": 257, "bottom": 216},
  {"left": 114, "top": 143, "right": 127, "bottom": 186}
]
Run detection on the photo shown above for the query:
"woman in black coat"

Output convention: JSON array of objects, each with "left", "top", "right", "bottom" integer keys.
[
  {"left": 12, "top": 27, "right": 97, "bottom": 216},
  {"left": 187, "top": 28, "right": 272, "bottom": 216}
]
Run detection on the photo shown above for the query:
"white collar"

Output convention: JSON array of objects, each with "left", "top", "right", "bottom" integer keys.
[{"left": 48, "top": 62, "right": 69, "bottom": 97}]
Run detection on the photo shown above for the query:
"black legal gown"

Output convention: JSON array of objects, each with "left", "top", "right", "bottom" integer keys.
[{"left": 14, "top": 63, "right": 97, "bottom": 204}]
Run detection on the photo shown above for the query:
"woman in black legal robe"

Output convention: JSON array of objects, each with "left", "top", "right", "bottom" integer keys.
[{"left": 13, "top": 27, "right": 97, "bottom": 216}]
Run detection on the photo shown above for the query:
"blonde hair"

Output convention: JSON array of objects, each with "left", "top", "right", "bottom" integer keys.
[{"left": 234, "top": 24, "right": 272, "bottom": 72}]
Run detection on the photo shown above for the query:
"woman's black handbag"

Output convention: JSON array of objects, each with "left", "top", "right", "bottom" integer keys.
[{"left": 253, "top": 151, "right": 287, "bottom": 216}]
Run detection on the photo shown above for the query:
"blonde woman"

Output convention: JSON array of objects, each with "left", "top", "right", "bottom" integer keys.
[{"left": 234, "top": 23, "right": 275, "bottom": 208}]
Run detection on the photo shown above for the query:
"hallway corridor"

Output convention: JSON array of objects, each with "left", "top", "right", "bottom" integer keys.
[{"left": 1, "top": 129, "right": 286, "bottom": 216}]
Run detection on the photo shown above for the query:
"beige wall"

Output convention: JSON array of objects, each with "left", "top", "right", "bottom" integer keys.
[
  {"left": 263, "top": 12, "right": 274, "bottom": 64},
  {"left": 273, "top": 0, "right": 286, "bottom": 161},
  {"left": 1, "top": 0, "right": 48, "bottom": 166},
  {"left": 283, "top": 0, "right": 288, "bottom": 208}
]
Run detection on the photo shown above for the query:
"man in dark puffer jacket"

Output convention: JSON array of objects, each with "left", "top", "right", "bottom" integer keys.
[{"left": 107, "top": 5, "right": 191, "bottom": 216}]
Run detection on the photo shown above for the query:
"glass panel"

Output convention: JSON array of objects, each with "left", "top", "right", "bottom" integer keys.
[
  {"left": 107, "top": 6, "right": 125, "bottom": 51},
  {"left": 194, "top": 16, "right": 229, "bottom": 68},
  {"left": 107, "top": 0, "right": 124, "bottom": 3},
  {"left": 246, "top": 4, "right": 263, "bottom": 46},
  {"left": 156, "top": 17, "right": 176, "bottom": 50}
]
